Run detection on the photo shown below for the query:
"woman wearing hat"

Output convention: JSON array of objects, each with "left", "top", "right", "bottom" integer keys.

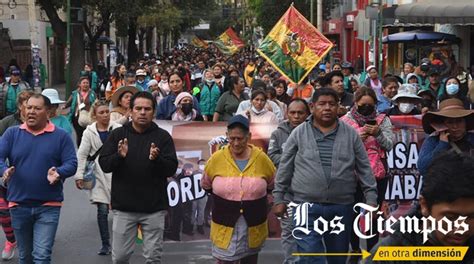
[
  {"left": 74, "top": 100, "right": 121, "bottom": 256},
  {"left": 110, "top": 86, "right": 139, "bottom": 125},
  {"left": 41, "top": 88, "right": 73, "bottom": 135},
  {"left": 385, "top": 84, "right": 422, "bottom": 116},
  {"left": 171, "top": 92, "right": 203, "bottom": 121},
  {"left": 418, "top": 98, "right": 474, "bottom": 175}
]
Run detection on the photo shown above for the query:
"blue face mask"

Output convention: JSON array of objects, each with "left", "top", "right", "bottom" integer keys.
[{"left": 446, "top": 83, "right": 459, "bottom": 95}]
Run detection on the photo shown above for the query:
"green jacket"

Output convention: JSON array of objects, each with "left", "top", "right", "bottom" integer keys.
[
  {"left": 67, "top": 89, "right": 97, "bottom": 123},
  {"left": 0, "top": 81, "right": 31, "bottom": 118},
  {"left": 197, "top": 81, "right": 221, "bottom": 116},
  {"left": 39, "top": 63, "right": 48, "bottom": 89}
]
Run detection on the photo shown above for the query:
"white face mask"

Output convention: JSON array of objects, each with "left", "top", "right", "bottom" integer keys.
[
  {"left": 198, "top": 165, "right": 205, "bottom": 171},
  {"left": 251, "top": 106, "right": 266, "bottom": 115},
  {"left": 399, "top": 103, "right": 415, "bottom": 114},
  {"left": 175, "top": 168, "right": 182, "bottom": 175}
]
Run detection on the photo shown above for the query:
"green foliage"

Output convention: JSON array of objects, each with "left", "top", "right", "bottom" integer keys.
[
  {"left": 138, "top": 2, "right": 183, "bottom": 34},
  {"left": 248, "top": 0, "right": 341, "bottom": 34}
]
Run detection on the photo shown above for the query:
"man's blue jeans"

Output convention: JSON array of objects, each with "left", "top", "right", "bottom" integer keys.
[
  {"left": 10, "top": 206, "right": 61, "bottom": 264},
  {"left": 293, "top": 203, "right": 352, "bottom": 264}
]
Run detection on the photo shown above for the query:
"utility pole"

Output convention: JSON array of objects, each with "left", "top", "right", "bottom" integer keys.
[
  {"left": 66, "top": 0, "right": 71, "bottom": 97},
  {"left": 378, "top": 3, "right": 383, "bottom": 77},
  {"left": 317, "top": 0, "right": 323, "bottom": 30},
  {"left": 310, "top": 0, "right": 314, "bottom": 25},
  {"left": 27, "top": 0, "right": 40, "bottom": 91}
]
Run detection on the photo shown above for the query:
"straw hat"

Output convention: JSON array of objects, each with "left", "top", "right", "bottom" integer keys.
[
  {"left": 422, "top": 98, "right": 474, "bottom": 134},
  {"left": 111, "top": 86, "right": 139, "bottom": 107}
]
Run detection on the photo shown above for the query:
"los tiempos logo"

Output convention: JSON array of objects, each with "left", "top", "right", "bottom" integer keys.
[{"left": 290, "top": 202, "right": 469, "bottom": 243}]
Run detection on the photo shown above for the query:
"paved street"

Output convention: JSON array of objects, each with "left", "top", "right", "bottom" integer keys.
[{"left": 0, "top": 179, "right": 285, "bottom": 263}]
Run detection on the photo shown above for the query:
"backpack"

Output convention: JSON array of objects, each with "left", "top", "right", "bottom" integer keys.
[{"left": 341, "top": 113, "right": 387, "bottom": 180}]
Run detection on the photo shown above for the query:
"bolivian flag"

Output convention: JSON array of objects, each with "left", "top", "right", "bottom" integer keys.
[
  {"left": 214, "top": 27, "right": 245, "bottom": 55},
  {"left": 257, "top": 5, "right": 333, "bottom": 84},
  {"left": 191, "top": 36, "right": 209, "bottom": 49}
]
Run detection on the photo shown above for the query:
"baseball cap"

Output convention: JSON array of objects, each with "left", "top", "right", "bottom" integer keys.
[
  {"left": 11, "top": 69, "right": 20, "bottom": 75},
  {"left": 227, "top": 115, "right": 249, "bottom": 130}
]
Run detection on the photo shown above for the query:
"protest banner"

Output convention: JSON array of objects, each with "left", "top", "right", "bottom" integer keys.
[{"left": 157, "top": 115, "right": 425, "bottom": 241}]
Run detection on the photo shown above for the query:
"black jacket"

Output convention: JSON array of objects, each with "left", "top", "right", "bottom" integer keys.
[{"left": 99, "top": 122, "right": 178, "bottom": 213}]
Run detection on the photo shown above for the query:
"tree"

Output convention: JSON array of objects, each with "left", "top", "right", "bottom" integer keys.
[
  {"left": 38, "top": 0, "right": 85, "bottom": 95},
  {"left": 248, "top": 0, "right": 341, "bottom": 34},
  {"left": 82, "top": 0, "right": 116, "bottom": 70},
  {"left": 137, "top": 0, "right": 217, "bottom": 54}
]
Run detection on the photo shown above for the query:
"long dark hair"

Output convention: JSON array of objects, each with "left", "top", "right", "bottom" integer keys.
[
  {"left": 354, "top": 86, "right": 378, "bottom": 104},
  {"left": 111, "top": 64, "right": 125, "bottom": 80}
]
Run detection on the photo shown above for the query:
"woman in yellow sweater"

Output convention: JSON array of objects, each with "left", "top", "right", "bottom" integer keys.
[{"left": 201, "top": 115, "right": 275, "bottom": 264}]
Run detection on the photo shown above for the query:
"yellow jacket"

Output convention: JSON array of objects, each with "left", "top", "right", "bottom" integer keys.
[{"left": 202, "top": 144, "right": 275, "bottom": 249}]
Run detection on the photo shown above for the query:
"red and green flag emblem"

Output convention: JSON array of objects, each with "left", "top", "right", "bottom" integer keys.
[
  {"left": 214, "top": 27, "right": 245, "bottom": 55},
  {"left": 257, "top": 5, "right": 333, "bottom": 84}
]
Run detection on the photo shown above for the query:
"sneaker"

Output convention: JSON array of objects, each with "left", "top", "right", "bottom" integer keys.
[
  {"left": 97, "top": 245, "right": 111, "bottom": 256},
  {"left": 2, "top": 241, "right": 16, "bottom": 260}
]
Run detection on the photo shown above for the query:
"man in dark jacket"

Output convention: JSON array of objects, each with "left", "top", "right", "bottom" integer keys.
[
  {"left": 367, "top": 152, "right": 474, "bottom": 264},
  {"left": 99, "top": 92, "right": 178, "bottom": 263},
  {"left": 268, "top": 98, "right": 310, "bottom": 264}
]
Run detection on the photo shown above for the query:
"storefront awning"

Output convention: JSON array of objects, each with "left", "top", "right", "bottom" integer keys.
[{"left": 395, "top": 1, "right": 474, "bottom": 25}]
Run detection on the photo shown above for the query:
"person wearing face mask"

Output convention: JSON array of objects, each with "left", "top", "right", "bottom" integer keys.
[
  {"left": 417, "top": 98, "right": 474, "bottom": 176},
  {"left": 340, "top": 87, "right": 394, "bottom": 258},
  {"left": 195, "top": 69, "right": 221, "bottom": 121},
  {"left": 171, "top": 92, "right": 203, "bottom": 121},
  {"left": 385, "top": 84, "right": 422, "bottom": 116},
  {"left": 439, "top": 77, "right": 473, "bottom": 109},
  {"left": 244, "top": 90, "right": 278, "bottom": 124},
  {"left": 156, "top": 72, "right": 201, "bottom": 120},
  {"left": 135, "top": 69, "right": 149, "bottom": 91}
]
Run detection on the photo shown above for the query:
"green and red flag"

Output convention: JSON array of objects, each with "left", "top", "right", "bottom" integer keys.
[
  {"left": 191, "top": 36, "right": 209, "bottom": 49},
  {"left": 214, "top": 27, "right": 245, "bottom": 55},
  {"left": 257, "top": 5, "right": 333, "bottom": 84}
]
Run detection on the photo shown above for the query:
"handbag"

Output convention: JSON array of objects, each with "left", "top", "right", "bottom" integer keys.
[
  {"left": 82, "top": 146, "right": 103, "bottom": 190},
  {"left": 77, "top": 93, "right": 92, "bottom": 128}
]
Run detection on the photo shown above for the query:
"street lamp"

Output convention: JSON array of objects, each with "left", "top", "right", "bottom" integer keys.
[{"left": 369, "top": 0, "right": 383, "bottom": 76}]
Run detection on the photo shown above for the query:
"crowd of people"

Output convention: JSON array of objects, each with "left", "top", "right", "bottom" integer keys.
[{"left": 0, "top": 44, "right": 472, "bottom": 264}]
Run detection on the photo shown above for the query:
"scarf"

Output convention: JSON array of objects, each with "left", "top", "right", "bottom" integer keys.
[
  {"left": 350, "top": 106, "right": 377, "bottom": 127},
  {"left": 171, "top": 109, "right": 197, "bottom": 121}
]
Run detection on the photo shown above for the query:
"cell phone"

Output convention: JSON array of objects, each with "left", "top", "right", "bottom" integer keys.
[{"left": 366, "top": 120, "right": 377, "bottom": 125}]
